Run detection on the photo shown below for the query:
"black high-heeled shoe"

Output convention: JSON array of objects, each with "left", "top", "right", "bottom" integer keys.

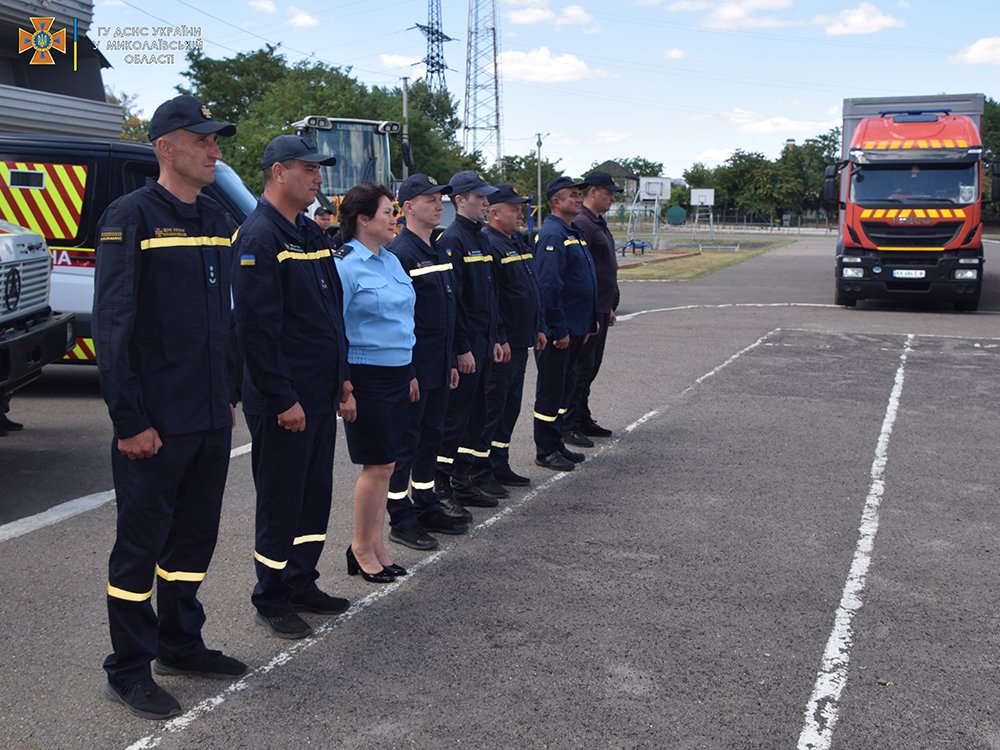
[
  {"left": 346, "top": 546, "right": 395, "bottom": 583},
  {"left": 383, "top": 563, "right": 408, "bottom": 577}
]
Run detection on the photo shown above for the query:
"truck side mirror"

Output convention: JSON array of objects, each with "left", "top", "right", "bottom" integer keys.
[{"left": 823, "top": 164, "right": 839, "bottom": 204}]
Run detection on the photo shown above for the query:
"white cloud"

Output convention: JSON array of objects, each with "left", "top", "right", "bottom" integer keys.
[
  {"left": 595, "top": 131, "right": 631, "bottom": 144},
  {"left": 98, "top": 0, "right": 125, "bottom": 6},
  {"left": 696, "top": 108, "right": 837, "bottom": 135},
  {"left": 819, "top": 2, "right": 904, "bottom": 36},
  {"left": 704, "top": 0, "right": 798, "bottom": 30},
  {"left": 663, "top": 47, "right": 686, "bottom": 59},
  {"left": 695, "top": 148, "right": 735, "bottom": 166},
  {"left": 508, "top": 7, "right": 555, "bottom": 24},
  {"left": 249, "top": 0, "right": 276, "bottom": 12},
  {"left": 288, "top": 7, "right": 319, "bottom": 27},
  {"left": 379, "top": 54, "right": 422, "bottom": 69},
  {"left": 667, "top": 0, "right": 714, "bottom": 10},
  {"left": 950, "top": 37, "right": 1000, "bottom": 65},
  {"left": 506, "top": 1, "right": 597, "bottom": 30},
  {"left": 499, "top": 47, "right": 605, "bottom": 82},
  {"left": 556, "top": 4, "right": 593, "bottom": 25}
]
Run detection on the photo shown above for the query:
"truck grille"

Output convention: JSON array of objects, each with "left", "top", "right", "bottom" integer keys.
[
  {"left": 1, "top": 255, "right": 50, "bottom": 319},
  {"left": 861, "top": 221, "right": 963, "bottom": 249}
]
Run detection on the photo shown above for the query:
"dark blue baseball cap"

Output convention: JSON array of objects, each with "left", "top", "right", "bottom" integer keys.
[
  {"left": 583, "top": 171, "right": 624, "bottom": 193},
  {"left": 261, "top": 135, "right": 337, "bottom": 170},
  {"left": 449, "top": 170, "right": 498, "bottom": 197},
  {"left": 148, "top": 95, "right": 236, "bottom": 141},
  {"left": 488, "top": 184, "right": 529, "bottom": 205},
  {"left": 398, "top": 173, "right": 453, "bottom": 203},
  {"left": 546, "top": 175, "right": 586, "bottom": 199}
]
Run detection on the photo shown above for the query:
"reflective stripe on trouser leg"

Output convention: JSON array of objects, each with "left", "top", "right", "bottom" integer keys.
[
  {"left": 566, "top": 312, "right": 610, "bottom": 430},
  {"left": 533, "top": 336, "right": 584, "bottom": 456},
  {"left": 247, "top": 412, "right": 336, "bottom": 616},
  {"left": 438, "top": 341, "right": 489, "bottom": 474},
  {"left": 104, "top": 427, "right": 230, "bottom": 685}
]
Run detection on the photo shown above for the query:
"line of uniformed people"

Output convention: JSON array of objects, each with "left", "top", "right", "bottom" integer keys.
[{"left": 94, "top": 93, "right": 621, "bottom": 722}]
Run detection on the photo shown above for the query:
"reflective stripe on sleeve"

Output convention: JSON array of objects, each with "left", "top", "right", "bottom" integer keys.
[
  {"left": 500, "top": 253, "right": 533, "bottom": 264},
  {"left": 409, "top": 262, "right": 454, "bottom": 277},
  {"left": 107, "top": 583, "right": 153, "bottom": 602},
  {"left": 293, "top": 534, "right": 327, "bottom": 545},
  {"left": 276, "top": 249, "right": 332, "bottom": 263},
  {"left": 436, "top": 455, "right": 455, "bottom": 464},
  {"left": 463, "top": 255, "right": 492, "bottom": 263},
  {"left": 253, "top": 550, "right": 288, "bottom": 569},
  {"left": 139, "top": 236, "right": 231, "bottom": 250},
  {"left": 155, "top": 565, "right": 206, "bottom": 583}
]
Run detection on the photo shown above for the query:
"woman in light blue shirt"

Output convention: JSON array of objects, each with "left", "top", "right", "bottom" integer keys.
[{"left": 335, "top": 183, "right": 417, "bottom": 584}]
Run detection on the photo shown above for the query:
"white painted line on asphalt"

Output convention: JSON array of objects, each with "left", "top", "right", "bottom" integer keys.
[
  {"left": 797, "top": 333, "right": 914, "bottom": 750},
  {"left": 119, "top": 330, "right": 773, "bottom": 750},
  {"left": 0, "top": 442, "right": 254, "bottom": 545}
]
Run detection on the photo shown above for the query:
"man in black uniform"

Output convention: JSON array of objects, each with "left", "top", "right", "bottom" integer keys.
[
  {"left": 435, "top": 171, "right": 506, "bottom": 508},
  {"left": 233, "top": 135, "right": 350, "bottom": 640},
  {"left": 478, "top": 185, "right": 546, "bottom": 488},
  {"left": 385, "top": 174, "right": 469, "bottom": 550},
  {"left": 532, "top": 176, "right": 598, "bottom": 471},
  {"left": 564, "top": 171, "right": 623, "bottom": 446},
  {"left": 312, "top": 206, "right": 337, "bottom": 238},
  {"left": 94, "top": 95, "right": 246, "bottom": 720}
]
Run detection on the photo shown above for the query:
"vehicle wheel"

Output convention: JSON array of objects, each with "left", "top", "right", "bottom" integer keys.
[
  {"left": 955, "top": 299, "right": 979, "bottom": 312},
  {"left": 835, "top": 289, "right": 857, "bottom": 307}
]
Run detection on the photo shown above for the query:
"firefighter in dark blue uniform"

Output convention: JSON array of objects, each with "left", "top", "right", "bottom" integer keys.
[
  {"left": 232, "top": 136, "right": 350, "bottom": 641},
  {"left": 479, "top": 185, "right": 546, "bottom": 488},
  {"left": 94, "top": 96, "right": 246, "bottom": 720},
  {"left": 435, "top": 171, "right": 506, "bottom": 507},
  {"left": 533, "top": 176, "right": 598, "bottom": 471},
  {"left": 384, "top": 174, "right": 470, "bottom": 550}
]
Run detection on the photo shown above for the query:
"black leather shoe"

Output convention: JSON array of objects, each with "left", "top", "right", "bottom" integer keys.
[
  {"left": 419, "top": 508, "right": 469, "bottom": 535},
  {"left": 255, "top": 611, "right": 313, "bottom": 639},
  {"left": 439, "top": 495, "right": 473, "bottom": 522},
  {"left": 154, "top": 649, "right": 248, "bottom": 679},
  {"left": 494, "top": 466, "right": 530, "bottom": 486},
  {"left": 346, "top": 546, "right": 396, "bottom": 583},
  {"left": 292, "top": 590, "right": 350, "bottom": 615},
  {"left": 0, "top": 415, "right": 23, "bottom": 431},
  {"left": 563, "top": 430, "right": 595, "bottom": 448},
  {"left": 475, "top": 478, "right": 509, "bottom": 499},
  {"left": 560, "top": 446, "right": 585, "bottom": 463},
  {"left": 580, "top": 421, "right": 612, "bottom": 437},
  {"left": 389, "top": 526, "right": 440, "bottom": 550},
  {"left": 536, "top": 451, "right": 575, "bottom": 471},
  {"left": 383, "top": 563, "right": 408, "bottom": 577},
  {"left": 452, "top": 484, "right": 500, "bottom": 507},
  {"left": 105, "top": 677, "right": 182, "bottom": 720}
]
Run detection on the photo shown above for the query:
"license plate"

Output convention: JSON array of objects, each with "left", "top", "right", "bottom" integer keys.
[{"left": 892, "top": 269, "right": 925, "bottom": 279}]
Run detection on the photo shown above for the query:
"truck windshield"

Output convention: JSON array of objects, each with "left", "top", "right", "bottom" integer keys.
[
  {"left": 850, "top": 163, "right": 978, "bottom": 205},
  {"left": 313, "top": 122, "right": 392, "bottom": 198}
]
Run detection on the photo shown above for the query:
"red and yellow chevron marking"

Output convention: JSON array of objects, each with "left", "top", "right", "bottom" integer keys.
[
  {"left": 64, "top": 337, "right": 96, "bottom": 363},
  {"left": 0, "top": 161, "right": 87, "bottom": 240},
  {"left": 862, "top": 139, "right": 969, "bottom": 150},
  {"left": 860, "top": 208, "right": 967, "bottom": 220}
]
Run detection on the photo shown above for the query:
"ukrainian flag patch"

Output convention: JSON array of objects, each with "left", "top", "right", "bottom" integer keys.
[{"left": 240, "top": 254, "right": 256, "bottom": 267}]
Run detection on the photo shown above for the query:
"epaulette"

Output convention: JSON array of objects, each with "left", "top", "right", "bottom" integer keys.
[{"left": 331, "top": 244, "right": 353, "bottom": 259}]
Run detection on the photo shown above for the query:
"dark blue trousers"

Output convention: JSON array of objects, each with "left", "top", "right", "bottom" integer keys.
[
  {"left": 104, "top": 427, "right": 231, "bottom": 688},
  {"left": 566, "top": 312, "right": 611, "bottom": 430},
  {"left": 533, "top": 336, "right": 584, "bottom": 456},
  {"left": 475, "top": 346, "right": 529, "bottom": 479},
  {"left": 387, "top": 383, "right": 450, "bottom": 530},
  {"left": 437, "top": 341, "right": 491, "bottom": 477},
  {"left": 247, "top": 412, "right": 335, "bottom": 617}
]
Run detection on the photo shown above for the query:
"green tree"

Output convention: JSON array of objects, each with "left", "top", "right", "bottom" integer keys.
[
  {"left": 982, "top": 97, "right": 1000, "bottom": 221},
  {"left": 105, "top": 87, "right": 148, "bottom": 142},
  {"left": 485, "top": 152, "right": 562, "bottom": 216},
  {"left": 176, "top": 47, "right": 470, "bottom": 194},
  {"left": 597, "top": 156, "right": 663, "bottom": 177}
]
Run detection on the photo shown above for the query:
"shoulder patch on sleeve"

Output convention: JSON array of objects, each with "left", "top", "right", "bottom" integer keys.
[
  {"left": 100, "top": 228, "right": 124, "bottom": 243},
  {"left": 332, "top": 244, "right": 353, "bottom": 259}
]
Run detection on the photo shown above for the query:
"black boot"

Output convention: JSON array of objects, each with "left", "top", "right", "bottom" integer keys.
[{"left": 451, "top": 464, "right": 499, "bottom": 508}]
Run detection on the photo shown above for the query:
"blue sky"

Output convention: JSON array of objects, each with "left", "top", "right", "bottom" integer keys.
[{"left": 94, "top": 0, "right": 1000, "bottom": 180}]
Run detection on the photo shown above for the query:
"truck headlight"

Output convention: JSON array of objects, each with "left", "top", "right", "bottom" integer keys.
[
  {"left": 954, "top": 269, "right": 978, "bottom": 280},
  {"left": 841, "top": 256, "right": 862, "bottom": 264},
  {"left": 842, "top": 267, "right": 864, "bottom": 279}
]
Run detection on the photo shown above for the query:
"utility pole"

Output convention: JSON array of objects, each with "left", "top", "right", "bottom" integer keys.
[
  {"left": 401, "top": 77, "right": 410, "bottom": 179},
  {"left": 536, "top": 132, "right": 548, "bottom": 223},
  {"left": 415, "top": 0, "right": 453, "bottom": 93}
]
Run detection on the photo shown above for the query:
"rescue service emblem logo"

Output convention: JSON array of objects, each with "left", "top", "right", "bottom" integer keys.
[
  {"left": 17, "top": 17, "right": 66, "bottom": 65},
  {"left": 4, "top": 267, "right": 22, "bottom": 312},
  {"left": 428, "top": 176, "right": 438, "bottom": 185},
  {"left": 201, "top": 105, "right": 213, "bottom": 120}
]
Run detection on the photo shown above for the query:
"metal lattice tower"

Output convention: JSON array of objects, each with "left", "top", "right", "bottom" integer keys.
[
  {"left": 462, "top": 0, "right": 502, "bottom": 166},
  {"left": 415, "top": 0, "right": 453, "bottom": 93}
]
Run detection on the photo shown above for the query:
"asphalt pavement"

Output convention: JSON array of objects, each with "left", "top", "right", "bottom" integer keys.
[{"left": 2, "top": 235, "right": 999, "bottom": 749}]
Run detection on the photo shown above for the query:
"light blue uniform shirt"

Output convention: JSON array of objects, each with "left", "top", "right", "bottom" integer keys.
[{"left": 335, "top": 238, "right": 416, "bottom": 366}]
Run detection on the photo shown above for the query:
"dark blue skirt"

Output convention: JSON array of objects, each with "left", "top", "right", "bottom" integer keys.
[{"left": 344, "top": 363, "right": 411, "bottom": 465}]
